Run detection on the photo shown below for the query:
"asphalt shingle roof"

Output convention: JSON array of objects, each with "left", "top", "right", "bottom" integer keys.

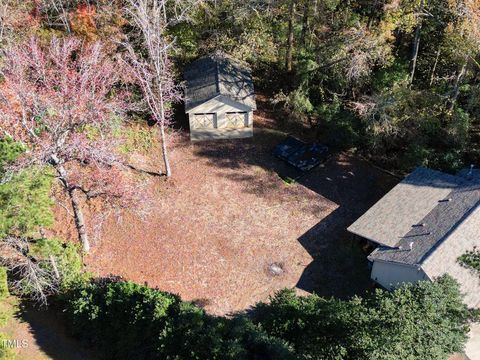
[
  {"left": 348, "top": 167, "right": 480, "bottom": 307},
  {"left": 347, "top": 167, "right": 462, "bottom": 247},
  {"left": 368, "top": 180, "right": 480, "bottom": 265},
  {"left": 184, "top": 52, "right": 256, "bottom": 112}
]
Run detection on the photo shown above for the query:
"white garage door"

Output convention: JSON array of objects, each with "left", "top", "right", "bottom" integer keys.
[
  {"left": 192, "top": 113, "right": 215, "bottom": 129},
  {"left": 225, "top": 112, "right": 247, "bottom": 128}
]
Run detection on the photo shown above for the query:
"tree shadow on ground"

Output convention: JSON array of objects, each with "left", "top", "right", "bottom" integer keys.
[{"left": 12, "top": 301, "right": 97, "bottom": 360}]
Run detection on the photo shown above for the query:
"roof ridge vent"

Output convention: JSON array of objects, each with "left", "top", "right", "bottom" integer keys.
[
  {"left": 413, "top": 223, "right": 426, "bottom": 228},
  {"left": 398, "top": 241, "right": 415, "bottom": 251}
]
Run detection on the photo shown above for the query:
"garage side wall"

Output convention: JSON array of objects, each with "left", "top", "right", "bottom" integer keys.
[
  {"left": 188, "top": 96, "right": 254, "bottom": 141},
  {"left": 371, "top": 260, "right": 429, "bottom": 290}
]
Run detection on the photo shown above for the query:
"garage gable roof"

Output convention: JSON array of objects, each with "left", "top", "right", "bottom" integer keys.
[{"left": 184, "top": 52, "right": 256, "bottom": 112}]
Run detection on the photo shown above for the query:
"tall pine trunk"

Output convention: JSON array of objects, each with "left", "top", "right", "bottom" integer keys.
[
  {"left": 429, "top": 46, "right": 441, "bottom": 86},
  {"left": 300, "top": 2, "right": 309, "bottom": 47},
  {"left": 409, "top": 0, "right": 424, "bottom": 86},
  {"left": 157, "top": 66, "right": 171, "bottom": 177},
  {"left": 449, "top": 59, "right": 468, "bottom": 112},
  {"left": 68, "top": 187, "right": 89, "bottom": 253},
  {"left": 285, "top": 0, "right": 295, "bottom": 72}
]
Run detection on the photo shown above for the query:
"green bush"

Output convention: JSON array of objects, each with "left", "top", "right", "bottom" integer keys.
[
  {"left": 0, "top": 138, "right": 25, "bottom": 173},
  {"left": 253, "top": 276, "right": 470, "bottom": 360},
  {"left": 0, "top": 267, "right": 8, "bottom": 300},
  {"left": 61, "top": 276, "right": 470, "bottom": 360},
  {"left": 61, "top": 279, "right": 295, "bottom": 360},
  {"left": 29, "top": 238, "right": 86, "bottom": 290},
  {"left": 458, "top": 249, "right": 480, "bottom": 275},
  {"left": 317, "top": 99, "right": 361, "bottom": 150},
  {"left": 0, "top": 138, "right": 54, "bottom": 239}
]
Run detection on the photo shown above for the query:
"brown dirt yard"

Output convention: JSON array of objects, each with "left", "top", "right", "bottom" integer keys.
[{"left": 53, "top": 98, "right": 399, "bottom": 316}]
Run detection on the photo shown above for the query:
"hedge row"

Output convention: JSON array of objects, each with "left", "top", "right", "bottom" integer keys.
[
  {"left": 59, "top": 275, "right": 472, "bottom": 360},
  {"left": 60, "top": 278, "right": 295, "bottom": 360}
]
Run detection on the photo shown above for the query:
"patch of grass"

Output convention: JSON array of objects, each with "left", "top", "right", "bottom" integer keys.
[
  {"left": 0, "top": 332, "right": 16, "bottom": 360},
  {"left": 0, "top": 267, "right": 8, "bottom": 300},
  {"left": 280, "top": 176, "right": 297, "bottom": 185},
  {"left": 0, "top": 297, "right": 17, "bottom": 360},
  {"left": 118, "top": 125, "right": 158, "bottom": 155}
]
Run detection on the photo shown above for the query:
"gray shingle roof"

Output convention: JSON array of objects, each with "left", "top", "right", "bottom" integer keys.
[
  {"left": 184, "top": 52, "right": 256, "bottom": 112},
  {"left": 347, "top": 167, "right": 462, "bottom": 247},
  {"left": 368, "top": 180, "right": 480, "bottom": 265},
  {"left": 349, "top": 166, "right": 480, "bottom": 307}
]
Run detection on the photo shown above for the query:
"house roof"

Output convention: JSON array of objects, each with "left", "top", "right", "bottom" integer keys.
[
  {"left": 347, "top": 167, "right": 462, "bottom": 247},
  {"left": 184, "top": 52, "right": 256, "bottom": 112},
  {"left": 348, "top": 167, "right": 480, "bottom": 308}
]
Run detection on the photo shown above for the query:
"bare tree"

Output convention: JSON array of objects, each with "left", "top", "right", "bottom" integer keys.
[
  {"left": 0, "top": 0, "right": 9, "bottom": 44},
  {"left": 40, "top": 0, "right": 75, "bottom": 32},
  {"left": 0, "top": 37, "right": 146, "bottom": 253},
  {"left": 123, "top": 0, "right": 187, "bottom": 177},
  {"left": 1, "top": 236, "right": 58, "bottom": 305}
]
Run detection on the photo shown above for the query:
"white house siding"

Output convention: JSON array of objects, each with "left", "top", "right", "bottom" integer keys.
[
  {"left": 371, "top": 260, "right": 429, "bottom": 290},
  {"left": 187, "top": 96, "right": 253, "bottom": 141},
  {"left": 421, "top": 205, "right": 480, "bottom": 308}
]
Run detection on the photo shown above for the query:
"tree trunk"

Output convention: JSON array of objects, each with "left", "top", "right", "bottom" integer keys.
[
  {"left": 157, "top": 70, "right": 171, "bottom": 177},
  {"left": 159, "top": 121, "right": 171, "bottom": 177},
  {"left": 429, "top": 46, "right": 441, "bottom": 86},
  {"left": 54, "top": 159, "right": 90, "bottom": 253},
  {"left": 68, "top": 187, "right": 90, "bottom": 253},
  {"left": 49, "top": 255, "right": 60, "bottom": 280},
  {"left": 285, "top": 0, "right": 295, "bottom": 72},
  {"left": 409, "top": 0, "right": 424, "bottom": 86},
  {"left": 300, "top": 1, "right": 309, "bottom": 47},
  {"left": 449, "top": 59, "right": 468, "bottom": 112}
]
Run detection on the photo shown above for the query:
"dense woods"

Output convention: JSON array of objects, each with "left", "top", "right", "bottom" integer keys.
[
  {"left": 0, "top": 0, "right": 478, "bottom": 359},
  {"left": 168, "top": 0, "right": 480, "bottom": 172}
]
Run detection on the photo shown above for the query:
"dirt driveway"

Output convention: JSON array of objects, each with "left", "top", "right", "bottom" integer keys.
[{"left": 60, "top": 122, "right": 396, "bottom": 315}]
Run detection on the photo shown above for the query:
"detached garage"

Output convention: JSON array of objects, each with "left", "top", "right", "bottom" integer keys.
[{"left": 184, "top": 52, "right": 256, "bottom": 141}]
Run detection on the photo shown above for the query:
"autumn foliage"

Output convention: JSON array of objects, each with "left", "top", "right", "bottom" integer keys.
[{"left": 0, "top": 36, "right": 148, "bottom": 252}]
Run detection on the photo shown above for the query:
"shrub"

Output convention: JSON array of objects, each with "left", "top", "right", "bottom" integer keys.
[
  {"left": 458, "top": 249, "right": 480, "bottom": 275},
  {"left": 253, "top": 276, "right": 470, "bottom": 360},
  {"left": 29, "top": 238, "right": 86, "bottom": 290},
  {"left": 317, "top": 98, "right": 361, "bottom": 150},
  {"left": 61, "top": 276, "right": 470, "bottom": 360},
  {"left": 61, "top": 279, "right": 296, "bottom": 360}
]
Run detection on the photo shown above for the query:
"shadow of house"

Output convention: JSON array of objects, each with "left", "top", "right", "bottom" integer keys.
[
  {"left": 294, "top": 155, "right": 399, "bottom": 298},
  {"left": 190, "top": 126, "right": 399, "bottom": 299}
]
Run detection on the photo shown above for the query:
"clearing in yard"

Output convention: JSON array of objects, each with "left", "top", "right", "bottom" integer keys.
[{"left": 51, "top": 100, "right": 398, "bottom": 315}]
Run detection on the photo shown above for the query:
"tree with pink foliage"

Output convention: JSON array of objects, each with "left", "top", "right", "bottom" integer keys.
[{"left": 0, "top": 36, "right": 146, "bottom": 253}]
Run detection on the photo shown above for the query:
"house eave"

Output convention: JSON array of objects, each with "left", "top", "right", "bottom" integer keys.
[{"left": 185, "top": 94, "right": 255, "bottom": 114}]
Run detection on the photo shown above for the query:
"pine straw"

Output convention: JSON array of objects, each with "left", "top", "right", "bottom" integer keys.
[{"left": 50, "top": 109, "right": 398, "bottom": 315}]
